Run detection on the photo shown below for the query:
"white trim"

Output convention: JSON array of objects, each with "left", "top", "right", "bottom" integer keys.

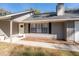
[
  {"left": 15, "top": 18, "right": 79, "bottom": 23},
  {"left": 10, "top": 21, "right": 13, "bottom": 36}
]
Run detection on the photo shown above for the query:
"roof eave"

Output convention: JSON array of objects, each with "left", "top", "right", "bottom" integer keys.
[{"left": 13, "top": 18, "right": 79, "bottom": 23}]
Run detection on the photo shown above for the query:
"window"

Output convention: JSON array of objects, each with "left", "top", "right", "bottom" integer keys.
[
  {"left": 30, "top": 23, "right": 49, "bottom": 33},
  {"left": 36, "top": 24, "right": 41, "bottom": 33},
  {"left": 30, "top": 24, "right": 37, "bottom": 33},
  {"left": 41, "top": 24, "right": 49, "bottom": 33}
]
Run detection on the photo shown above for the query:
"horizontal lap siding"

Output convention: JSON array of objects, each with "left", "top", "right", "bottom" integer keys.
[
  {"left": 51, "top": 22, "right": 64, "bottom": 40},
  {"left": 24, "top": 23, "right": 28, "bottom": 33},
  {"left": 12, "top": 22, "right": 19, "bottom": 34},
  {"left": 65, "top": 21, "right": 75, "bottom": 42},
  {"left": 0, "top": 20, "right": 10, "bottom": 38}
]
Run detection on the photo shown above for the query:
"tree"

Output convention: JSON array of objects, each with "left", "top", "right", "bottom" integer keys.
[
  {"left": 25, "top": 8, "right": 40, "bottom": 15},
  {"left": 34, "top": 9, "right": 40, "bottom": 15}
]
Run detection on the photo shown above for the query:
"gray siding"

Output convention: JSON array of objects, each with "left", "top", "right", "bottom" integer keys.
[
  {"left": 65, "top": 21, "right": 75, "bottom": 42},
  {"left": 12, "top": 22, "right": 19, "bottom": 34},
  {"left": 0, "top": 20, "right": 10, "bottom": 38},
  {"left": 24, "top": 23, "right": 28, "bottom": 33},
  {"left": 51, "top": 22, "right": 64, "bottom": 40}
]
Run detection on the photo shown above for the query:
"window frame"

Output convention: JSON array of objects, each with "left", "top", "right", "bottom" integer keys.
[{"left": 30, "top": 23, "right": 49, "bottom": 33}]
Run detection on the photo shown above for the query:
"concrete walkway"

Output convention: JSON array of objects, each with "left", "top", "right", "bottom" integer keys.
[
  {"left": 12, "top": 40, "right": 79, "bottom": 52},
  {"left": 0, "top": 34, "right": 79, "bottom": 52},
  {"left": 0, "top": 37, "right": 79, "bottom": 52}
]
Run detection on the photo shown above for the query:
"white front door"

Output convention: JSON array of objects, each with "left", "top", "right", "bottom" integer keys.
[{"left": 19, "top": 23, "right": 24, "bottom": 34}]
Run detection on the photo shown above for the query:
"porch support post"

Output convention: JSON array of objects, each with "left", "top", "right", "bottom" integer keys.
[{"left": 10, "top": 21, "right": 13, "bottom": 37}]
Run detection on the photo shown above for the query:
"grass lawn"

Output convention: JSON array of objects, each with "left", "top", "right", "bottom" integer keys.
[{"left": 0, "top": 42, "right": 79, "bottom": 56}]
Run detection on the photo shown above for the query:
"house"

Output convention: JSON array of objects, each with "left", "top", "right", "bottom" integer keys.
[
  {"left": 0, "top": 3, "right": 79, "bottom": 42},
  {"left": 0, "top": 8, "right": 12, "bottom": 16}
]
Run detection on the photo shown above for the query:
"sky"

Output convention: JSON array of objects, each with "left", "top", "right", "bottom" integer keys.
[{"left": 0, "top": 3, "right": 79, "bottom": 13}]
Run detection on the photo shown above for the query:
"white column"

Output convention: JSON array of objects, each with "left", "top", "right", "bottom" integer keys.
[{"left": 10, "top": 21, "right": 13, "bottom": 37}]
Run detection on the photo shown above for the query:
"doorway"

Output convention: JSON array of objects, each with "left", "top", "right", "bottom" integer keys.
[{"left": 19, "top": 23, "right": 24, "bottom": 34}]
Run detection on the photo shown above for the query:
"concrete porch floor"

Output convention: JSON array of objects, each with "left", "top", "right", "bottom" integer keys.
[
  {"left": 25, "top": 33, "right": 55, "bottom": 39},
  {"left": 0, "top": 33, "right": 53, "bottom": 42},
  {"left": 0, "top": 33, "right": 76, "bottom": 44},
  {"left": 9, "top": 33, "right": 56, "bottom": 42}
]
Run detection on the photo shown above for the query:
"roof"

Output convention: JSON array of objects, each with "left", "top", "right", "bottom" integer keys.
[
  {"left": 0, "top": 10, "right": 34, "bottom": 20},
  {"left": 25, "top": 14, "right": 79, "bottom": 20},
  {"left": 1, "top": 10, "right": 79, "bottom": 23},
  {"left": 20, "top": 15, "right": 79, "bottom": 23},
  {"left": 19, "top": 12, "right": 79, "bottom": 23}
]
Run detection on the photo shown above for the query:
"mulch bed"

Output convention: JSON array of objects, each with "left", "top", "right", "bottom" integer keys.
[{"left": 22, "top": 36, "right": 78, "bottom": 45}]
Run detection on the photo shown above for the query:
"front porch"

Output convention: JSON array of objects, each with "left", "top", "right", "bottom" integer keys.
[
  {"left": 5, "top": 33, "right": 76, "bottom": 45},
  {"left": 9, "top": 20, "right": 75, "bottom": 42},
  {"left": 0, "top": 20, "right": 75, "bottom": 43},
  {"left": 22, "top": 33, "right": 76, "bottom": 45},
  {"left": 11, "top": 22, "right": 65, "bottom": 41}
]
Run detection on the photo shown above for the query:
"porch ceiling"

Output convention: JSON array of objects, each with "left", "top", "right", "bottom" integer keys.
[{"left": 22, "top": 19, "right": 66, "bottom": 23}]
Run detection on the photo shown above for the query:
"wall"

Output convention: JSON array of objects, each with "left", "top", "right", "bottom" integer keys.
[
  {"left": 51, "top": 22, "right": 64, "bottom": 40},
  {"left": 65, "top": 21, "right": 75, "bottom": 42},
  {"left": 75, "top": 21, "right": 79, "bottom": 42},
  {"left": 12, "top": 22, "right": 19, "bottom": 34},
  {"left": 13, "top": 22, "right": 26, "bottom": 34},
  {"left": 0, "top": 20, "right": 10, "bottom": 38},
  {"left": 24, "top": 23, "right": 28, "bottom": 33}
]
